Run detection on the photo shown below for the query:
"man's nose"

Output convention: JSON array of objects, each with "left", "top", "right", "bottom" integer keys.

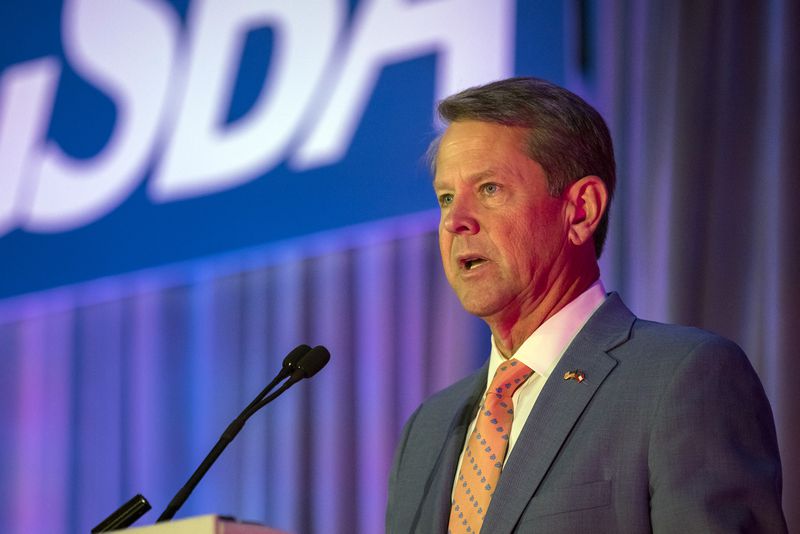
[{"left": 442, "top": 198, "right": 479, "bottom": 235}]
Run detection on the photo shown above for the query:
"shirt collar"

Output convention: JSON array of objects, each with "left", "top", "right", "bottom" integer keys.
[{"left": 487, "top": 280, "right": 607, "bottom": 383}]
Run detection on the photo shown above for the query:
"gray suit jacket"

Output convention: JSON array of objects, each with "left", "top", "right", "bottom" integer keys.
[{"left": 386, "top": 294, "right": 786, "bottom": 533}]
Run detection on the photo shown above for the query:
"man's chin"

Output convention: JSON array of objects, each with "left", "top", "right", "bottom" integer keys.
[{"left": 455, "top": 294, "right": 505, "bottom": 319}]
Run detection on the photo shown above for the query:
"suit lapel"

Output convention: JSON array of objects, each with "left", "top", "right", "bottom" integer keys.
[
  {"left": 481, "top": 293, "right": 635, "bottom": 533},
  {"left": 413, "top": 364, "right": 488, "bottom": 533}
]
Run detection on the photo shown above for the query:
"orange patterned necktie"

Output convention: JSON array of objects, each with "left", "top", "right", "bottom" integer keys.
[{"left": 448, "top": 359, "right": 533, "bottom": 534}]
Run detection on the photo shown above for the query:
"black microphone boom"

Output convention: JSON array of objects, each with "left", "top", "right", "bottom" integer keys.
[{"left": 156, "top": 344, "right": 329, "bottom": 523}]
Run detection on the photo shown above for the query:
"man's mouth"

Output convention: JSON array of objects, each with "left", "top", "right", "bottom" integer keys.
[{"left": 461, "top": 257, "right": 488, "bottom": 271}]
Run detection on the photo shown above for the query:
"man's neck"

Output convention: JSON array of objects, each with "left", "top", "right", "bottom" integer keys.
[{"left": 488, "top": 269, "right": 599, "bottom": 357}]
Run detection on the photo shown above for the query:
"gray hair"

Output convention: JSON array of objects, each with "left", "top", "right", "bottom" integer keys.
[{"left": 430, "top": 77, "right": 616, "bottom": 258}]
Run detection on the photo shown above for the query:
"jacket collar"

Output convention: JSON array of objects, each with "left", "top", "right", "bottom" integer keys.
[{"left": 480, "top": 292, "right": 635, "bottom": 533}]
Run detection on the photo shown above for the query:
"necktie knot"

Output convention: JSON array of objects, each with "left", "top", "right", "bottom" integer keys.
[{"left": 487, "top": 359, "right": 533, "bottom": 401}]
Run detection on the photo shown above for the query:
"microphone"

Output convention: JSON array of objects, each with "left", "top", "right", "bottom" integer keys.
[
  {"left": 156, "top": 344, "right": 330, "bottom": 523},
  {"left": 91, "top": 494, "right": 151, "bottom": 533},
  {"left": 241, "top": 344, "right": 311, "bottom": 416},
  {"left": 281, "top": 343, "right": 313, "bottom": 378},
  {"left": 294, "top": 345, "right": 330, "bottom": 378},
  {"left": 245, "top": 345, "right": 331, "bottom": 416}
]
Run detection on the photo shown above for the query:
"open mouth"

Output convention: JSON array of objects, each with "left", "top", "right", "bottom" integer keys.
[{"left": 462, "top": 257, "right": 488, "bottom": 271}]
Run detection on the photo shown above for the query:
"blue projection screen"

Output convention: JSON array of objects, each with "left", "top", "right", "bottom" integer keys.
[{"left": 0, "top": 0, "right": 564, "bottom": 298}]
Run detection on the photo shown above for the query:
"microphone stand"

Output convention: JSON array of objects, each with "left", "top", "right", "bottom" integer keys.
[
  {"left": 156, "top": 345, "right": 329, "bottom": 522},
  {"left": 91, "top": 344, "right": 324, "bottom": 532}
]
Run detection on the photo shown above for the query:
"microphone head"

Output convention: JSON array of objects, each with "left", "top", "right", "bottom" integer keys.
[
  {"left": 283, "top": 344, "right": 312, "bottom": 373},
  {"left": 295, "top": 345, "right": 330, "bottom": 379}
]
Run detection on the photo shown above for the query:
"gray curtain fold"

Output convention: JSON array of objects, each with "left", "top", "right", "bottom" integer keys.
[{"left": 590, "top": 1, "right": 800, "bottom": 530}]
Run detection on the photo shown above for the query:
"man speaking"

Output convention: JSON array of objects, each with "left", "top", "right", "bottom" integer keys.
[{"left": 386, "top": 78, "right": 786, "bottom": 533}]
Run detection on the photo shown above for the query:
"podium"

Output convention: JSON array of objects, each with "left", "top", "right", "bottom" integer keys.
[{"left": 112, "top": 515, "right": 288, "bottom": 534}]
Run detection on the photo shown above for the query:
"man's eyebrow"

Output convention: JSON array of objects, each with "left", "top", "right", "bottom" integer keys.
[{"left": 433, "top": 169, "right": 497, "bottom": 188}]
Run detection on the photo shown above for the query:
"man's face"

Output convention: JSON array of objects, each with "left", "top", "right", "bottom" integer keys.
[{"left": 433, "top": 121, "right": 571, "bottom": 322}]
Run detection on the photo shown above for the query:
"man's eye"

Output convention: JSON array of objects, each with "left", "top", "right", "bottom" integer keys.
[
  {"left": 482, "top": 183, "right": 499, "bottom": 195},
  {"left": 439, "top": 193, "right": 454, "bottom": 206}
]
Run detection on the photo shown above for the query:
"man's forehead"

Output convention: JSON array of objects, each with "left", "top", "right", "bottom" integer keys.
[
  {"left": 432, "top": 122, "right": 531, "bottom": 181},
  {"left": 439, "top": 121, "right": 527, "bottom": 157}
]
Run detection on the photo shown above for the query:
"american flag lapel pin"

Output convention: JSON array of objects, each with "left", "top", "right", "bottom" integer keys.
[{"left": 563, "top": 370, "right": 586, "bottom": 383}]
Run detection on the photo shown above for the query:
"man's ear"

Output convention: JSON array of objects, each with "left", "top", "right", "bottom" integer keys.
[{"left": 563, "top": 176, "right": 608, "bottom": 247}]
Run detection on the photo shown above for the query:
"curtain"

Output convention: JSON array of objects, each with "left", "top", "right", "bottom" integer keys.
[
  {"left": 584, "top": 0, "right": 800, "bottom": 530},
  {"left": 0, "top": 212, "right": 488, "bottom": 533}
]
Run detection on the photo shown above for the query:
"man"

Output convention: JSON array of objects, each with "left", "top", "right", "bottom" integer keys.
[{"left": 386, "top": 78, "right": 786, "bottom": 533}]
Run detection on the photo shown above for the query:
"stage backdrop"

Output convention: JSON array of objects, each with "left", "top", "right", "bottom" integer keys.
[
  {"left": 2, "top": 1, "right": 798, "bottom": 533},
  {"left": 0, "top": 0, "right": 563, "bottom": 298}
]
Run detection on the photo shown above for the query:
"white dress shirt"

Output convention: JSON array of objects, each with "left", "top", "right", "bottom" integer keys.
[{"left": 452, "top": 280, "right": 607, "bottom": 495}]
